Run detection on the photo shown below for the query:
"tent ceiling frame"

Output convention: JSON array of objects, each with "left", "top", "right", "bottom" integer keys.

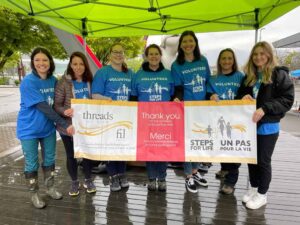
[{"left": 5, "top": 0, "right": 300, "bottom": 37}]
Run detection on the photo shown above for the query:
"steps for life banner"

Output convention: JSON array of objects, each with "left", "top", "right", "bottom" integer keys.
[{"left": 72, "top": 99, "right": 257, "bottom": 164}]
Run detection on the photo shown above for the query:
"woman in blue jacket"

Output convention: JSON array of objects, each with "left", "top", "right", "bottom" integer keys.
[{"left": 131, "top": 44, "right": 174, "bottom": 191}]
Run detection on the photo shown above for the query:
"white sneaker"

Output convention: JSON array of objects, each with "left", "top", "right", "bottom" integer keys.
[
  {"left": 246, "top": 193, "right": 267, "bottom": 209},
  {"left": 242, "top": 187, "right": 258, "bottom": 203}
]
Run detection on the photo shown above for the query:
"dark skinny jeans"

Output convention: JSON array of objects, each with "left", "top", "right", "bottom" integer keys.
[{"left": 60, "top": 134, "right": 93, "bottom": 181}]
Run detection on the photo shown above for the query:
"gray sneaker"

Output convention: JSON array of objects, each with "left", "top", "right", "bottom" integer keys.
[
  {"left": 83, "top": 178, "right": 96, "bottom": 194},
  {"left": 148, "top": 179, "right": 156, "bottom": 191},
  {"left": 119, "top": 174, "right": 129, "bottom": 188},
  {"left": 110, "top": 175, "right": 121, "bottom": 192},
  {"left": 69, "top": 180, "right": 80, "bottom": 196},
  {"left": 158, "top": 180, "right": 166, "bottom": 192}
]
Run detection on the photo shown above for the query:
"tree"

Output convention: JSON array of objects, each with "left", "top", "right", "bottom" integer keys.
[
  {"left": 277, "top": 50, "right": 300, "bottom": 71},
  {"left": 86, "top": 36, "right": 146, "bottom": 65},
  {"left": 0, "top": 6, "right": 67, "bottom": 72}
]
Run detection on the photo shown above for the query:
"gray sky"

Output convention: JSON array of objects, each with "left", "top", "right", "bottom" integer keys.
[{"left": 147, "top": 6, "right": 300, "bottom": 69}]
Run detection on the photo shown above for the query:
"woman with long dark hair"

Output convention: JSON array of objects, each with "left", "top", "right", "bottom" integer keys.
[
  {"left": 171, "top": 31, "right": 211, "bottom": 193},
  {"left": 54, "top": 51, "right": 96, "bottom": 196}
]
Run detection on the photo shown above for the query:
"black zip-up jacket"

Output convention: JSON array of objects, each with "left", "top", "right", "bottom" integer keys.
[{"left": 236, "top": 66, "right": 294, "bottom": 125}]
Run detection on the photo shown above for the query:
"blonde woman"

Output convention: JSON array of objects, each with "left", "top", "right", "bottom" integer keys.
[{"left": 237, "top": 41, "right": 294, "bottom": 209}]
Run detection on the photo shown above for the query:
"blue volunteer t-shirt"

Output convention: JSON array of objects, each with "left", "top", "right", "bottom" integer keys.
[
  {"left": 207, "top": 71, "right": 244, "bottom": 100},
  {"left": 17, "top": 73, "right": 57, "bottom": 140},
  {"left": 72, "top": 80, "right": 89, "bottom": 99},
  {"left": 132, "top": 69, "right": 174, "bottom": 102},
  {"left": 171, "top": 56, "right": 211, "bottom": 100},
  {"left": 92, "top": 65, "right": 132, "bottom": 101}
]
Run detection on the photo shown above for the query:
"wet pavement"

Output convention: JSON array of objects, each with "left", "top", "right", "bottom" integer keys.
[
  {"left": 0, "top": 85, "right": 299, "bottom": 224},
  {"left": 0, "top": 133, "right": 299, "bottom": 225}
]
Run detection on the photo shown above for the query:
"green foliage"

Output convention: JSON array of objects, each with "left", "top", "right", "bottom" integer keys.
[
  {"left": 86, "top": 36, "right": 146, "bottom": 65},
  {"left": 277, "top": 50, "right": 300, "bottom": 71},
  {"left": 14, "top": 79, "right": 20, "bottom": 86},
  {"left": 0, "top": 77, "right": 9, "bottom": 85},
  {"left": 127, "top": 58, "right": 143, "bottom": 72},
  {"left": 0, "top": 6, "right": 68, "bottom": 71}
]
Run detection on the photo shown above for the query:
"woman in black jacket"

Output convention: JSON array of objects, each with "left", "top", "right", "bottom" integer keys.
[{"left": 237, "top": 41, "right": 294, "bottom": 209}]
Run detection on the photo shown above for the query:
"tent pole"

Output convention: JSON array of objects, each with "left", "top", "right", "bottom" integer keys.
[
  {"left": 255, "top": 29, "right": 258, "bottom": 44},
  {"left": 81, "top": 18, "right": 88, "bottom": 56},
  {"left": 254, "top": 8, "right": 259, "bottom": 44}
]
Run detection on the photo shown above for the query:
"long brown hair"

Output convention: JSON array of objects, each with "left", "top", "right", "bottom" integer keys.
[
  {"left": 176, "top": 30, "right": 201, "bottom": 65},
  {"left": 217, "top": 48, "right": 238, "bottom": 75},
  {"left": 66, "top": 51, "right": 93, "bottom": 82},
  {"left": 244, "top": 41, "right": 277, "bottom": 86}
]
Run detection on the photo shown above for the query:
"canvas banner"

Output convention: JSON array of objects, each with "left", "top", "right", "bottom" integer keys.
[
  {"left": 185, "top": 100, "right": 257, "bottom": 164},
  {"left": 72, "top": 99, "right": 138, "bottom": 161},
  {"left": 72, "top": 99, "right": 257, "bottom": 163}
]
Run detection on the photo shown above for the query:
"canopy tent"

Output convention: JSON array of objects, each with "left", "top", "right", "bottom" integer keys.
[{"left": 2, "top": 0, "right": 300, "bottom": 38}]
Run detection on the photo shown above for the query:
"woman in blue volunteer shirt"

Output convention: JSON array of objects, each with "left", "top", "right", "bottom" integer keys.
[
  {"left": 54, "top": 52, "right": 96, "bottom": 196},
  {"left": 207, "top": 48, "right": 244, "bottom": 194},
  {"left": 171, "top": 30, "right": 210, "bottom": 193},
  {"left": 17, "top": 47, "right": 74, "bottom": 209},
  {"left": 237, "top": 42, "right": 294, "bottom": 209},
  {"left": 92, "top": 43, "right": 132, "bottom": 192},
  {"left": 131, "top": 44, "right": 174, "bottom": 192}
]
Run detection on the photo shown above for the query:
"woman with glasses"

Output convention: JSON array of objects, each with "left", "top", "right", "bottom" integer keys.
[{"left": 92, "top": 43, "right": 133, "bottom": 192}]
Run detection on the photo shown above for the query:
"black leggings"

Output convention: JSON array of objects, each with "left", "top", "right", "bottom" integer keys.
[
  {"left": 248, "top": 133, "right": 279, "bottom": 194},
  {"left": 60, "top": 134, "right": 93, "bottom": 181}
]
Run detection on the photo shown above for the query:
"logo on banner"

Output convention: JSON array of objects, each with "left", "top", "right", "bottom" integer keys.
[
  {"left": 191, "top": 115, "right": 250, "bottom": 152},
  {"left": 77, "top": 110, "right": 133, "bottom": 141}
]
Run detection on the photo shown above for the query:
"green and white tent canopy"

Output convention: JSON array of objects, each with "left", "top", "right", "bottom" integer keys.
[{"left": 2, "top": 0, "right": 300, "bottom": 37}]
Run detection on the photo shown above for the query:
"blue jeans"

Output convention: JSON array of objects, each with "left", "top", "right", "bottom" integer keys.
[
  {"left": 146, "top": 162, "right": 168, "bottom": 180},
  {"left": 184, "top": 162, "right": 200, "bottom": 176},
  {"left": 21, "top": 132, "right": 56, "bottom": 178},
  {"left": 106, "top": 161, "right": 126, "bottom": 176}
]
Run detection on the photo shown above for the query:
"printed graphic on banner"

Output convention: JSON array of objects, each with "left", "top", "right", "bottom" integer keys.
[
  {"left": 185, "top": 100, "right": 257, "bottom": 163},
  {"left": 136, "top": 102, "right": 185, "bottom": 161},
  {"left": 72, "top": 99, "right": 137, "bottom": 161}
]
